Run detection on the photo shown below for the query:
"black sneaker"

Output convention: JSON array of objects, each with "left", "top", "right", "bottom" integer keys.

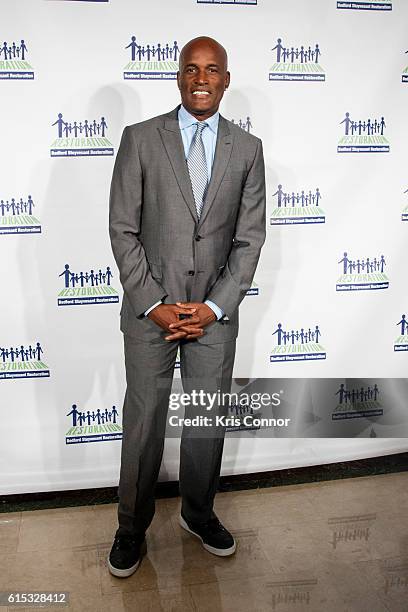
[
  {"left": 107, "top": 532, "right": 147, "bottom": 578},
  {"left": 179, "top": 512, "right": 236, "bottom": 556}
]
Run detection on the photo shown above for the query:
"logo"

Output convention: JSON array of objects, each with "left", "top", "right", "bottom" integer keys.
[
  {"left": 403, "top": 50, "right": 408, "bottom": 83},
  {"left": 269, "top": 37, "right": 325, "bottom": 82},
  {"left": 328, "top": 514, "right": 376, "bottom": 550},
  {"left": 270, "top": 323, "right": 326, "bottom": 362},
  {"left": 337, "top": 0, "right": 391, "bottom": 10},
  {"left": 124, "top": 35, "right": 180, "bottom": 80},
  {"left": 0, "top": 39, "right": 34, "bottom": 80},
  {"left": 230, "top": 116, "right": 253, "bottom": 133},
  {"left": 0, "top": 342, "right": 50, "bottom": 380},
  {"left": 402, "top": 188, "right": 408, "bottom": 221},
  {"left": 332, "top": 383, "right": 383, "bottom": 419},
  {"left": 197, "top": 0, "right": 257, "bottom": 4},
  {"left": 337, "top": 112, "right": 389, "bottom": 153},
  {"left": 0, "top": 195, "right": 40, "bottom": 235},
  {"left": 57, "top": 264, "right": 119, "bottom": 306},
  {"left": 336, "top": 252, "right": 389, "bottom": 291},
  {"left": 394, "top": 314, "right": 408, "bottom": 351},
  {"left": 65, "top": 403, "right": 122, "bottom": 444},
  {"left": 246, "top": 280, "right": 259, "bottom": 296},
  {"left": 50, "top": 113, "right": 113, "bottom": 157},
  {"left": 270, "top": 184, "right": 325, "bottom": 225}
]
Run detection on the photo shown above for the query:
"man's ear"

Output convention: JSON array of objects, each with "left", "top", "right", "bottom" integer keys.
[{"left": 225, "top": 71, "right": 231, "bottom": 90}]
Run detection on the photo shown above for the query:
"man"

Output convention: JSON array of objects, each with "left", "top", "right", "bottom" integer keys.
[{"left": 108, "top": 36, "right": 266, "bottom": 578}]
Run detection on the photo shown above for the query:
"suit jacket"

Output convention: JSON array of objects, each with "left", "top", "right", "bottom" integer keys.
[{"left": 109, "top": 105, "right": 266, "bottom": 345}]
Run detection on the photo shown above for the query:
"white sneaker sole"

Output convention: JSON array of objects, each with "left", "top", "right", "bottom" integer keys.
[
  {"left": 179, "top": 515, "right": 236, "bottom": 556},
  {"left": 107, "top": 540, "right": 147, "bottom": 578}
]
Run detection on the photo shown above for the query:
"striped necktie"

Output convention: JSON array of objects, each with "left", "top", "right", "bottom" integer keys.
[{"left": 187, "top": 121, "right": 208, "bottom": 219}]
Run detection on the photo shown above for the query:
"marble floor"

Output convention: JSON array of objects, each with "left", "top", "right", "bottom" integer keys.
[{"left": 0, "top": 472, "right": 407, "bottom": 611}]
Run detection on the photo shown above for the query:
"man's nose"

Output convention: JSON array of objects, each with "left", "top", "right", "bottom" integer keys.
[{"left": 194, "top": 70, "right": 208, "bottom": 84}]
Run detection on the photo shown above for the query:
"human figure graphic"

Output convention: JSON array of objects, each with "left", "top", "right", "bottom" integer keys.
[
  {"left": 272, "top": 184, "right": 284, "bottom": 207},
  {"left": 338, "top": 252, "right": 350, "bottom": 274},
  {"left": 105, "top": 266, "right": 113, "bottom": 285},
  {"left": 52, "top": 113, "right": 67, "bottom": 139},
  {"left": 315, "top": 188, "right": 321, "bottom": 206},
  {"left": 34, "top": 342, "right": 43, "bottom": 361},
  {"left": 340, "top": 112, "right": 353, "bottom": 136},
  {"left": 314, "top": 325, "right": 321, "bottom": 343},
  {"left": 335, "top": 383, "right": 347, "bottom": 404},
  {"left": 245, "top": 116, "right": 252, "bottom": 133},
  {"left": 111, "top": 405, "right": 119, "bottom": 423},
  {"left": 397, "top": 314, "right": 408, "bottom": 335},
  {"left": 272, "top": 323, "right": 285, "bottom": 345},
  {"left": 63, "top": 122, "right": 71, "bottom": 138},
  {"left": 379, "top": 117, "right": 386, "bottom": 136},
  {"left": 271, "top": 38, "right": 284, "bottom": 62},
  {"left": 126, "top": 36, "right": 138, "bottom": 62},
  {"left": 20, "top": 39, "right": 27, "bottom": 60},
  {"left": 172, "top": 41, "right": 180, "bottom": 62},
  {"left": 100, "top": 117, "right": 108, "bottom": 137},
  {"left": 67, "top": 404, "right": 81, "bottom": 426},
  {"left": 2, "top": 41, "right": 9, "bottom": 60},
  {"left": 314, "top": 44, "right": 321, "bottom": 63},
  {"left": 379, "top": 255, "right": 386, "bottom": 273},
  {"left": 59, "top": 264, "right": 73, "bottom": 288}
]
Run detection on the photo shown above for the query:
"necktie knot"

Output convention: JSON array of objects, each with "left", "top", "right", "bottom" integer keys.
[{"left": 195, "top": 121, "right": 208, "bottom": 135}]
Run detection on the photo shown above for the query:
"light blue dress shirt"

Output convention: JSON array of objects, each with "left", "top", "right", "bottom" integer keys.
[{"left": 144, "top": 105, "right": 224, "bottom": 321}]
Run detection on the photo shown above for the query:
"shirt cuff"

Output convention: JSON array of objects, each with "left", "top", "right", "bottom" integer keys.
[
  {"left": 204, "top": 299, "right": 224, "bottom": 321},
  {"left": 144, "top": 300, "right": 162, "bottom": 317}
]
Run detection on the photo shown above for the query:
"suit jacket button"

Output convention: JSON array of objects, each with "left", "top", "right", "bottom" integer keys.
[
  {"left": 195, "top": 235, "right": 202, "bottom": 241},
  {"left": 188, "top": 270, "right": 195, "bottom": 276}
]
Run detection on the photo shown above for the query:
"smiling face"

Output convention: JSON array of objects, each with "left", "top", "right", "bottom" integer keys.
[{"left": 177, "top": 37, "right": 230, "bottom": 121}]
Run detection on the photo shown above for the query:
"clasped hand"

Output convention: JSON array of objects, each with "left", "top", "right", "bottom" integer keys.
[{"left": 147, "top": 302, "right": 216, "bottom": 340}]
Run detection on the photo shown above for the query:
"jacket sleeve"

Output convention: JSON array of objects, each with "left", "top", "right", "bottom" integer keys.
[
  {"left": 205, "top": 138, "right": 266, "bottom": 318},
  {"left": 109, "top": 126, "right": 167, "bottom": 318}
]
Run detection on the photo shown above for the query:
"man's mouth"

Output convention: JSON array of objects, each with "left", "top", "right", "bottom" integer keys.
[{"left": 192, "top": 90, "right": 211, "bottom": 96}]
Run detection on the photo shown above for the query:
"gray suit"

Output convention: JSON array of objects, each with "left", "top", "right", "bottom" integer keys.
[{"left": 109, "top": 105, "right": 266, "bottom": 535}]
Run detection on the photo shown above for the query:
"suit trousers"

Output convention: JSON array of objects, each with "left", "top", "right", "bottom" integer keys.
[{"left": 117, "top": 333, "right": 236, "bottom": 538}]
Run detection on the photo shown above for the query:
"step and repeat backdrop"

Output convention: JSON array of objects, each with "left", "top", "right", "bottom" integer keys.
[{"left": 1, "top": 0, "right": 408, "bottom": 494}]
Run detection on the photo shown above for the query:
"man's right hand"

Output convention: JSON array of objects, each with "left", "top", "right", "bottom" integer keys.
[{"left": 147, "top": 303, "right": 204, "bottom": 341}]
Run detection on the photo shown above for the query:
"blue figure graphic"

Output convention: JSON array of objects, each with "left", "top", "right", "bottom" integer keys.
[
  {"left": 126, "top": 36, "right": 139, "bottom": 61},
  {"left": 340, "top": 113, "right": 353, "bottom": 136},
  {"left": 52, "top": 113, "right": 67, "bottom": 139},
  {"left": 20, "top": 39, "right": 27, "bottom": 60},
  {"left": 100, "top": 117, "right": 107, "bottom": 137},
  {"left": 338, "top": 252, "right": 350, "bottom": 274},
  {"left": 271, "top": 38, "right": 284, "bottom": 62},
  {"left": 59, "top": 264, "right": 73, "bottom": 288},
  {"left": 67, "top": 404, "right": 80, "bottom": 426},
  {"left": 272, "top": 323, "right": 285, "bottom": 345},
  {"left": 314, "top": 325, "right": 321, "bottom": 343},
  {"left": 172, "top": 41, "right": 180, "bottom": 61},
  {"left": 111, "top": 405, "right": 119, "bottom": 423},
  {"left": 397, "top": 314, "right": 408, "bottom": 335}
]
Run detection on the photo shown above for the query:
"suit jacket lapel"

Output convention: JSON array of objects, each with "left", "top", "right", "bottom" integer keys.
[
  {"left": 198, "top": 115, "right": 233, "bottom": 229},
  {"left": 158, "top": 106, "right": 198, "bottom": 223},
  {"left": 158, "top": 108, "right": 234, "bottom": 227}
]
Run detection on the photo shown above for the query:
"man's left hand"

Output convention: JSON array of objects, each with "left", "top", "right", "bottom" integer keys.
[{"left": 165, "top": 302, "right": 217, "bottom": 341}]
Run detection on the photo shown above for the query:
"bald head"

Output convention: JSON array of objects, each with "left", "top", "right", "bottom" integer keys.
[
  {"left": 177, "top": 36, "right": 230, "bottom": 121},
  {"left": 179, "top": 36, "right": 228, "bottom": 72}
]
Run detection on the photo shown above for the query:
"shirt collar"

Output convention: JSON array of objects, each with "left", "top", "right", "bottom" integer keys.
[{"left": 178, "top": 104, "right": 219, "bottom": 134}]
